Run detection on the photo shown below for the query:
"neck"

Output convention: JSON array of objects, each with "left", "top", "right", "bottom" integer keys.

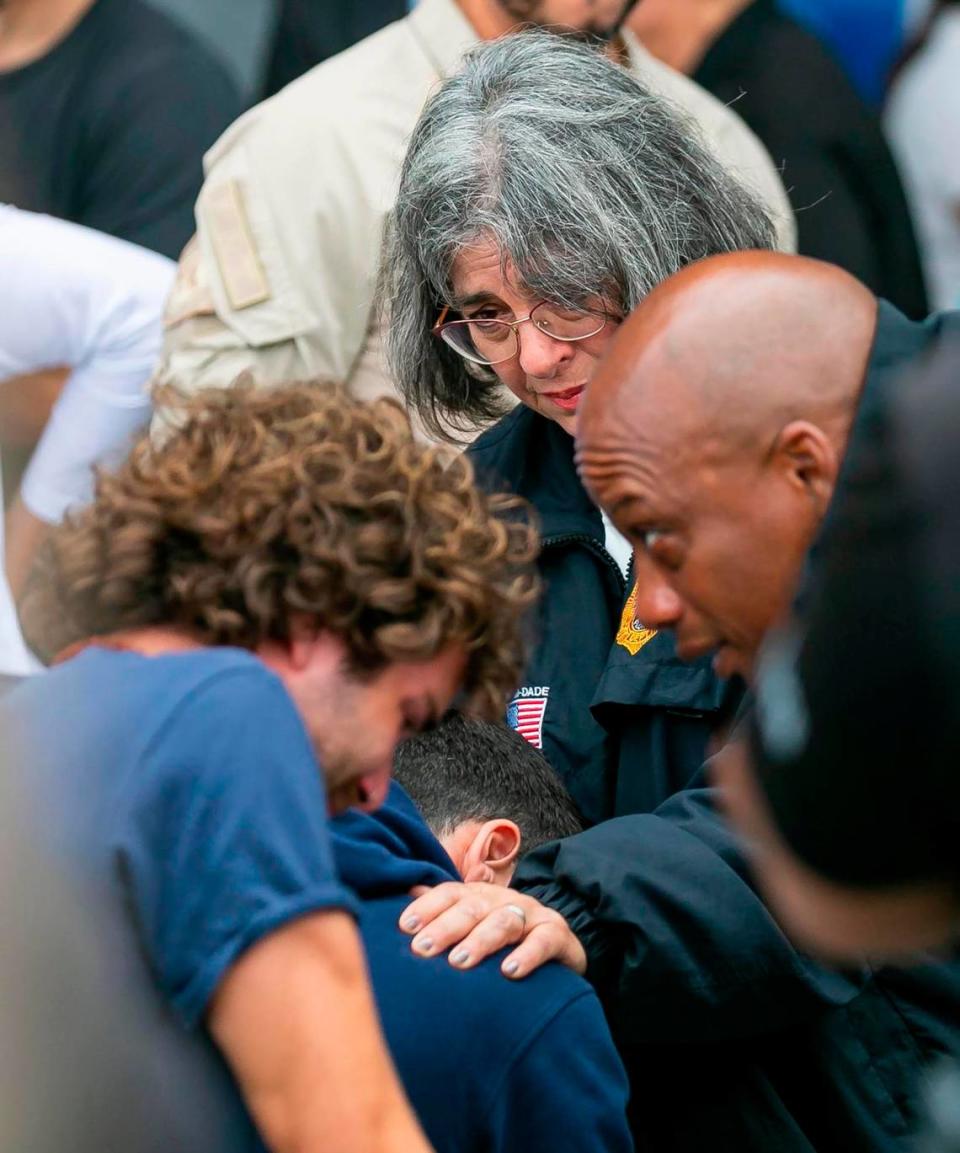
[
  {"left": 627, "top": 0, "right": 752, "bottom": 74},
  {"left": 55, "top": 625, "right": 205, "bottom": 665},
  {"left": 0, "top": 0, "right": 95, "bottom": 71},
  {"left": 456, "top": 0, "right": 629, "bottom": 58}
]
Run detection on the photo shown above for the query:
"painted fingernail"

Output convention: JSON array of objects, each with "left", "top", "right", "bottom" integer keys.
[
  {"left": 451, "top": 950, "right": 471, "bottom": 966},
  {"left": 402, "top": 916, "right": 420, "bottom": 932},
  {"left": 414, "top": 936, "right": 434, "bottom": 954},
  {"left": 503, "top": 960, "right": 520, "bottom": 976}
]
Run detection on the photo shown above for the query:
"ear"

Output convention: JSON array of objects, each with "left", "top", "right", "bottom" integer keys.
[
  {"left": 461, "top": 819, "right": 522, "bottom": 886},
  {"left": 770, "top": 421, "right": 840, "bottom": 518}
]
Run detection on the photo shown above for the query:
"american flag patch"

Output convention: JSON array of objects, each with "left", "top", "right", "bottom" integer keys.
[{"left": 507, "top": 688, "right": 549, "bottom": 750}]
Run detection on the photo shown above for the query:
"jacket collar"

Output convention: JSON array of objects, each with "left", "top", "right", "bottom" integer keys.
[{"left": 469, "top": 407, "right": 603, "bottom": 543}]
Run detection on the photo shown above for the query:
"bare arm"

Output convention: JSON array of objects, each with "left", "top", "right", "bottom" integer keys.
[
  {"left": 0, "top": 368, "right": 66, "bottom": 450},
  {"left": 209, "top": 909, "right": 435, "bottom": 1153},
  {"left": 4, "top": 494, "right": 49, "bottom": 602}
]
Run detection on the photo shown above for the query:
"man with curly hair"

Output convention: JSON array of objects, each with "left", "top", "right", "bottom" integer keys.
[{"left": 1, "top": 381, "right": 537, "bottom": 1153}]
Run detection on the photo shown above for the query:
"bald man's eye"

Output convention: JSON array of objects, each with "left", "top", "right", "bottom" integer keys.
[{"left": 639, "top": 530, "right": 684, "bottom": 572}]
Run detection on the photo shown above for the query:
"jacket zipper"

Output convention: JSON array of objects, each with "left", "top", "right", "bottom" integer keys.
[{"left": 542, "top": 532, "right": 629, "bottom": 599}]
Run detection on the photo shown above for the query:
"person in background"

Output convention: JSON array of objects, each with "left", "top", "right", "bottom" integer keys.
[
  {"left": 329, "top": 715, "right": 633, "bottom": 1153},
  {"left": 155, "top": 0, "right": 794, "bottom": 420},
  {"left": 399, "top": 253, "right": 960, "bottom": 1151},
  {"left": 0, "top": 206, "right": 175, "bottom": 675},
  {"left": 778, "top": 0, "right": 933, "bottom": 105},
  {"left": 719, "top": 334, "right": 960, "bottom": 962},
  {"left": 3, "top": 381, "right": 538, "bottom": 1153},
  {"left": 0, "top": 0, "right": 241, "bottom": 260},
  {"left": 886, "top": 1, "right": 960, "bottom": 311},
  {"left": 627, "top": 0, "right": 930, "bottom": 319},
  {"left": 263, "top": 0, "right": 405, "bottom": 97}
]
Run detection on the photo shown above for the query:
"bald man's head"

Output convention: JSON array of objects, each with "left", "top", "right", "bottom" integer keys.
[{"left": 576, "top": 252, "right": 878, "bottom": 681}]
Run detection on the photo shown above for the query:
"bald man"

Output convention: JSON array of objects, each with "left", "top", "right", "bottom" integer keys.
[
  {"left": 576, "top": 250, "right": 957, "bottom": 678},
  {"left": 576, "top": 251, "right": 878, "bottom": 681},
  {"left": 570, "top": 249, "right": 960, "bottom": 1148}
]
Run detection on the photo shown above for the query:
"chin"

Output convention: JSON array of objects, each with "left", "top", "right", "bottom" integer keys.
[
  {"left": 712, "top": 646, "right": 752, "bottom": 681},
  {"left": 558, "top": 413, "right": 579, "bottom": 437}
]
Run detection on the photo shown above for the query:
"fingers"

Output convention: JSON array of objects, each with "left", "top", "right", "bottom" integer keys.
[
  {"left": 398, "top": 883, "right": 587, "bottom": 978},
  {"left": 399, "top": 884, "right": 532, "bottom": 965},
  {"left": 433, "top": 902, "right": 530, "bottom": 970},
  {"left": 501, "top": 920, "right": 588, "bottom": 980},
  {"left": 410, "top": 895, "right": 514, "bottom": 961},
  {"left": 399, "top": 882, "right": 472, "bottom": 935}
]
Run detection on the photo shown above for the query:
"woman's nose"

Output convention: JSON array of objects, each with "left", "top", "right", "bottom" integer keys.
[{"left": 516, "top": 322, "right": 576, "bottom": 379}]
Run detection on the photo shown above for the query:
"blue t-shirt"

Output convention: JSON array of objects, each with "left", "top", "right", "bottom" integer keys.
[{"left": 1, "top": 646, "right": 357, "bottom": 1027}]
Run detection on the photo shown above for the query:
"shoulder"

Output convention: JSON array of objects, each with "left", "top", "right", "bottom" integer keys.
[
  {"left": 735, "top": 11, "right": 858, "bottom": 98},
  {"left": 469, "top": 405, "right": 541, "bottom": 478},
  {"left": 625, "top": 37, "right": 754, "bottom": 145},
  {"left": 359, "top": 898, "right": 624, "bottom": 1148},
  {"left": 361, "top": 896, "right": 600, "bottom": 1064},
  {"left": 85, "top": 0, "right": 238, "bottom": 102},
  {"left": 205, "top": 16, "right": 428, "bottom": 170},
  {"left": 624, "top": 35, "right": 795, "bottom": 248},
  {"left": 134, "top": 649, "right": 306, "bottom": 761}
]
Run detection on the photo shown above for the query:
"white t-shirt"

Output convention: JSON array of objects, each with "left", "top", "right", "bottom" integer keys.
[
  {"left": 885, "top": 11, "right": 960, "bottom": 311},
  {"left": 0, "top": 206, "right": 174, "bottom": 673}
]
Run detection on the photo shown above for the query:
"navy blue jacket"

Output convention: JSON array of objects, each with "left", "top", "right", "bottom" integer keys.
[
  {"left": 506, "top": 306, "right": 960, "bottom": 1151},
  {"left": 469, "top": 407, "right": 740, "bottom": 825},
  {"left": 329, "top": 785, "right": 634, "bottom": 1153}
]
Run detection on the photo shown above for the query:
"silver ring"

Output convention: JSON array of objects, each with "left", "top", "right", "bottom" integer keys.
[{"left": 505, "top": 903, "right": 527, "bottom": 925}]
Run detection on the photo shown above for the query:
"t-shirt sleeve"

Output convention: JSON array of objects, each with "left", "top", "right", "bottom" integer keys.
[
  {"left": 0, "top": 207, "right": 175, "bottom": 523},
  {"left": 122, "top": 665, "right": 358, "bottom": 1028},
  {"left": 484, "top": 989, "right": 634, "bottom": 1153}
]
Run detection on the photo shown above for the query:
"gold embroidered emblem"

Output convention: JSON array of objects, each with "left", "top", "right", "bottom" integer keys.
[{"left": 616, "top": 583, "right": 657, "bottom": 655}]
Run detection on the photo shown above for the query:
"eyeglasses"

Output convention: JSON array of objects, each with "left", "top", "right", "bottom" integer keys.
[{"left": 432, "top": 301, "right": 609, "bottom": 366}]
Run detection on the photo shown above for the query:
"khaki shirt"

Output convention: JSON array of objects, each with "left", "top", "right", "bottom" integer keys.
[{"left": 157, "top": 0, "right": 796, "bottom": 415}]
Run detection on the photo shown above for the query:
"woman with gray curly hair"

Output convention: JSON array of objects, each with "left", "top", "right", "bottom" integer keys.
[{"left": 381, "top": 30, "right": 775, "bottom": 825}]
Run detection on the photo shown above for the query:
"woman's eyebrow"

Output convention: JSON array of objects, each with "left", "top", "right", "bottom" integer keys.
[{"left": 451, "top": 291, "right": 501, "bottom": 310}]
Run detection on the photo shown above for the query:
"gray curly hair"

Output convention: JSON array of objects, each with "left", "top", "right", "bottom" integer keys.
[{"left": 381, "top": 30, "right": 777, "bottom": 442}]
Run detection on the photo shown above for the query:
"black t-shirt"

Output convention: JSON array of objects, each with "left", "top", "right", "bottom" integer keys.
[
  {"left": 694, "top": 0, "right": 929, "bottom": 320},
  {"left": 0, "top": 0, "right": 241, "bottom": 259},
  {"left": 263, "top": 0, "right": 405, "bottom": 98}
]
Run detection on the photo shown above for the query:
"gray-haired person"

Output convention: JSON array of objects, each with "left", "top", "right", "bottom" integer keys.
[{"left": 382, "top": 30, "right": 773, "bottom": 825}]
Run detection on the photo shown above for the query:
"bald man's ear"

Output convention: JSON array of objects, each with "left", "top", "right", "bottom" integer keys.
[
  {"left": 460, "top": 820, "right": 523, "bottom": 886},
  {"left": 771, "top": 421, "right": 840, "bottom": 518}
]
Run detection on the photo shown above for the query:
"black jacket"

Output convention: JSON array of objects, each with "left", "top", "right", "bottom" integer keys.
[
  {"left": 481, "top": 306, "right": 960, "bottom": 1151},
  {"left": 518, "top": 781, "right": 960, "bottom": 1152},
  {"left": 469, "top": 406, "right": 739, "bottom": 826},
  {"left": 694, "top": 0, "right": 928, "bottom": 319}
]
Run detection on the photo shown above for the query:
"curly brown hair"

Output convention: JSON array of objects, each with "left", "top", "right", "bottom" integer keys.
[{"left": 21, "top": 381, "right": 540, "bottom": 718}]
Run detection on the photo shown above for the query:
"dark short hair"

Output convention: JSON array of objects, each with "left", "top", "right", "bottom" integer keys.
[{"left": 394, "top": 713, "right": 583, "bottom": 854}]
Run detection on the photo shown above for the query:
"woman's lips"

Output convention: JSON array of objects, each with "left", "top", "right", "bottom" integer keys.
[{"left": 541, "top": 384, "right": 585, "bottom": 412}]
